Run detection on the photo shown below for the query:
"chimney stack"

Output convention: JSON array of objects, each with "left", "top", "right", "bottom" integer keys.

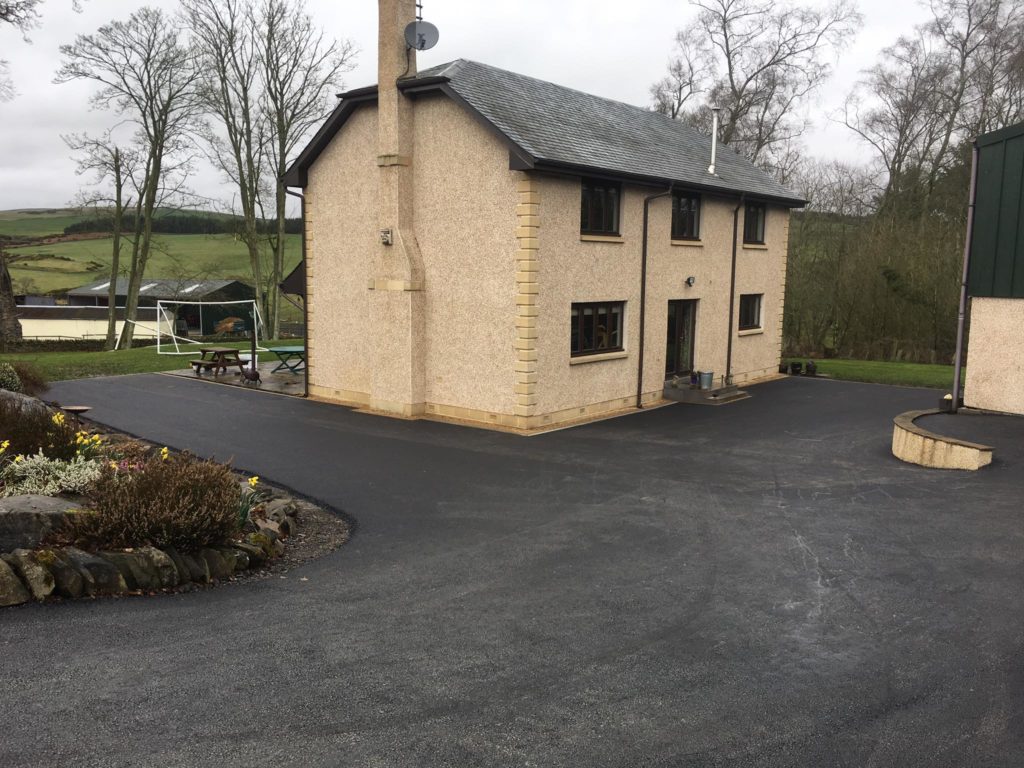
[{"left": 370, "top": 0, "right": 426, "bottom": 417}]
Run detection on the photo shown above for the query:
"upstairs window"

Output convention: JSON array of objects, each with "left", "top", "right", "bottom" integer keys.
[
  {"left": 738, "top": 293, "right": 763, "bottom": 331},
  {"left": 580, "top": 178, "right": 621, "bottom": 235},
  {"left": 743, "top": 202, "right": 766, "bottom": 244},
  {"left": 571, "top": 301, "right": 624, "bottom": 356},
  {"left": 671, "top": 192, "right": 701, "bottom": 240}
]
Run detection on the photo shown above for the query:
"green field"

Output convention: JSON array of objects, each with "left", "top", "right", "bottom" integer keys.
[
  {"left": 1, "top": 209, "right": 302, "bottom": 297},
  {"left": 786, "top": 357, "right": 961, "bottom": 390},
  {"left": 0, "top": 209, "right": 88, "bottom": 238},
  {"left": 1, "top": 340, "right": 303, "bottom": 382}
]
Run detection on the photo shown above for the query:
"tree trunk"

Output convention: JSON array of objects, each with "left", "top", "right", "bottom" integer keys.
[
  {"left": 104, "top": 148, "right": 124, "bottom": 350},
  {"left": 0, "top": 249, "right": 23, "bottom": 351}
]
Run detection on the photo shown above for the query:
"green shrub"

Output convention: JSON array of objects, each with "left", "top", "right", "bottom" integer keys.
[
  {"left": 0, "top": 363, "right": 21, "bottom": 393},
  {"left": 0, "top": 400, "right": 77, "bottom": 460},
  {"left": 10, "top": 362, "right": 48, "bottom": 397},
  {"left": 63, "top": 453, "right": 242, "bottom": 552},
  {"left": 1, "top": 452, "right": 103, "bottom": 496}
]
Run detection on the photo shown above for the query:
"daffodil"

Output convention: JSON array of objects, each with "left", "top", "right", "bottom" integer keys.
[
  {"left": 109, "top": 461, "right": 119, "bottom": 470},
  {"left": 13, "top": 454, "right": 23, "bottom": 463},
  {"left": 51, "top": 412, "right": 65, "bottom": 426},
  {"left": 248, "top": 476, "right": 259, "bottom": 488},
  {"left": 0, "top": 440, "right": 9, "bottom": 454},
  {"left": 160, "top": 446, "right": 170, "bottom": 461}
]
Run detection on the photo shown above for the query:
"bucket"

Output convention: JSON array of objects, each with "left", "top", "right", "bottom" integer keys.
[{"left": 699, "top": 371, "right": 714, "bottom": 390}]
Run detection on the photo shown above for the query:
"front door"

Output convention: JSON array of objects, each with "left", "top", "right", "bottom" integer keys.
[{"left": 666, "top": 299, "right": 697, "bottom": 378}]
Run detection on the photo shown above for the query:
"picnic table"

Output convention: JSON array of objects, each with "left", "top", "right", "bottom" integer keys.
[
  {"left": 269, "top": 346, "right": 306, "bottom": 373},
  {"left": 190, "top": 347, "right": 246, "bottom": 376}
]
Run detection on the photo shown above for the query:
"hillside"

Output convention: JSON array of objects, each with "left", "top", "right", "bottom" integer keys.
[{"left": 1, "top": 209, "right": 302, "bottom": 297}]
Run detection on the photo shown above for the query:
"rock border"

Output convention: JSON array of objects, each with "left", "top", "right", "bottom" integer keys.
[{"left": 0, "top": 487, "right": 351, "bottom": 608}]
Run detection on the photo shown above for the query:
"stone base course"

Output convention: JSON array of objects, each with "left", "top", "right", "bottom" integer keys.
[{"left": 0, "top": 498, "right": 311, "bottom": 608}]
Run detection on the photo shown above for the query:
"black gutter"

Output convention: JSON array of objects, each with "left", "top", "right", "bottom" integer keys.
[
  {"left": 724, "top": 193, "right": 745, "bottom": 386},
  {"left": 637, "top": 184, "right": 675, "bottom": 408},
  {"left": 285, "top": 187, "right": 309, "bottom": 398},
  {"left": 951, "top": 142, "right": 979, "bottom": 412}
]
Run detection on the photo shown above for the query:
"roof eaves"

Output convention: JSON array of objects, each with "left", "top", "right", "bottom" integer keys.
[{"left": 531, "top": 159, "right": 806, "bottom": 207}]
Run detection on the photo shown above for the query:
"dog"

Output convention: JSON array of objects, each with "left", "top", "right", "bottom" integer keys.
[{"left": 240, "top": 366, "right": 262, "bottom": 386}]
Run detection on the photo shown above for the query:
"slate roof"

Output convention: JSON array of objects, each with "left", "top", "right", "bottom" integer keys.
[
  {"left": 418, "top": 60, "right": 803, "bottom": 205},
  {"left": 285, "top": 59, "right": 803, "bottom": 206},
  {"left": 67, "top": 278, "right": 247, "bottom": 300}
]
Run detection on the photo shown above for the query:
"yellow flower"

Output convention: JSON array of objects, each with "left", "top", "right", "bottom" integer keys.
[
  {"left": 13, "top": 454, "right": 23, "bottom": 463},
  {"left": 248, "top": 476, "right": 259, "bottom": 488},
  {"left": 109, "top": 461, "right": 118, "bottom": 470},
  {"left": 52, "top": 413, "right": 65, "bottom": 426},
  {"left": 160, "top": 447, "right": 170, "bottom": 461},
  {"left": 0, "top": 440, "right": 9, "bottom": 454}
]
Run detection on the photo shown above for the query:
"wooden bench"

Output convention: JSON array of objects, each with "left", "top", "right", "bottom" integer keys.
[{"left": 190, "top": 358, "right": 245, "bottom": 376}]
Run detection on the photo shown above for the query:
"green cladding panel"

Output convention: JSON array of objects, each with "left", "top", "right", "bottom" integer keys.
[{"left": 969, "top": 122, "right": 1024, "bottom": 298}]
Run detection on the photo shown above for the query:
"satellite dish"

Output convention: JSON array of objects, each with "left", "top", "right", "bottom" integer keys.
[{"left": 404, "top": 20, "right": 440, "bottom": 51}]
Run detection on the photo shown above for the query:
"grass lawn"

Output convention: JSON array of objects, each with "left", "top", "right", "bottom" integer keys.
[
  {"left": 1, "top": 340, "right": 304, "bottom": 382},
  {"left": 786, "top": 357, "right": 962, "bottom": 390}
]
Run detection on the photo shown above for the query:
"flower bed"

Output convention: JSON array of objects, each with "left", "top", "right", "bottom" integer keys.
[{"left": 0, "top": 393, "right": 350, "bottom": 607}]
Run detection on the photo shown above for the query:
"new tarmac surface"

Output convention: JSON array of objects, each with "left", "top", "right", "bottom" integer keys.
[{"left": 3, "top": 375, "right": 1023, "bottom": 767}]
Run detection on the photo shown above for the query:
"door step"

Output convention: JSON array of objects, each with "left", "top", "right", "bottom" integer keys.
[{"left": 663, "top": 380, "right": 751, "bottom": 406}]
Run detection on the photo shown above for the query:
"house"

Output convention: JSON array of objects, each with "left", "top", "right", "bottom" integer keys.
[
  {"left": 964, "top": 121, "right": 1024, "bottom": 415},
  {"left": 65, "top": 277, "right": 255, "bottom": 336},
  {"left": 282, "top": 0, "right": 804, "bottom": 431}
]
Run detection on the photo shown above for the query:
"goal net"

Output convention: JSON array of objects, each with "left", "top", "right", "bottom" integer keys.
[{"left": 114, "top": 299, "right": 269, "bottom": 355}]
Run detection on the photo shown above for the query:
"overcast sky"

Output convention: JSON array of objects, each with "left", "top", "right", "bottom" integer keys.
[{"left": 0, "top": 0, "right": 931, "bottom": 211}]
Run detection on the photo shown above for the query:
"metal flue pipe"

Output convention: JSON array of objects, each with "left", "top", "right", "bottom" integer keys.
[{"left": 708, "top": 107, "right": 721, "bottom": 175}]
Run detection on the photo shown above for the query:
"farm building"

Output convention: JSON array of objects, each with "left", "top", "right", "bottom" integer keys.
[
  {"left": 283, "top": 0, "right": 803, "bottom": 431},
  {"left": 964, "top": 121, "right": 1024, "bottom": 415},
  {"left": 65, "top": 277, "right": 256, "bottom": 336}
]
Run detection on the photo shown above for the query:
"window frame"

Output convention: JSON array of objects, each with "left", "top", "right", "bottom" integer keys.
[
  {"left": 570, "top": 301, "right": 625, "bottom": 357},
  {"left": 738, "top": 293, "right": 763, "bottom": 331},
  {"left": 580, "top": 178, "right": 622, "bottom": 236},
  {"left": 671, "top": 191, "right": 701, "bottom": 241},
  {"left": 743, "top": 202, "right": 767, "bottom": 245}
]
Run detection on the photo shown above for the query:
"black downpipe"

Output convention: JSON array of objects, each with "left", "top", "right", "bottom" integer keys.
[
  {"left": 285, "top": 187, "right": 309, "bottom": 398},
  {"left": 637, "top": 185, "right": 674, "bottom": 408},
  {"left": 725, "top": 194, "right": 745, "bottom": 386}
]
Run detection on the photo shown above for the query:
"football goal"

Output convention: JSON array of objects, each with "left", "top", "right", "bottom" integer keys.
[{"left": 114, "top": 299, "right": 268, "bottom": 355}]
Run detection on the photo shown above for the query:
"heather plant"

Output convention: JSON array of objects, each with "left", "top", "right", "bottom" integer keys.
[
  {"left": 63, "top": 453, "right": 242, "bottom": 551},
  {"left": 0, "top": 363, "right": 21, "bottom": 393},
  {"left": 0, "top": 401, "right": 78, "bottom": 461},
  {"left": 1, "top": 452, "right": 104, "bottom": 497}
]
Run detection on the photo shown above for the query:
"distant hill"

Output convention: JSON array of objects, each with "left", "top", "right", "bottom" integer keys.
[
  {"left": 0, "top": 208, "right": 301, "bottom": 240},
  {"left": 1, "top": 208, "right": 302, "bottom": 299}
]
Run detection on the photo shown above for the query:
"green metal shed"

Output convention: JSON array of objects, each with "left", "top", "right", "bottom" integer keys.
[{"left": 969, "top": 121, "right": 1024, "bottom": 298}]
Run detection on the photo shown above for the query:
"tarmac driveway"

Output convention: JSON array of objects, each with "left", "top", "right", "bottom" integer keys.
[{"left": 2, "top": 375, "right": 1022, "bottom": 767}]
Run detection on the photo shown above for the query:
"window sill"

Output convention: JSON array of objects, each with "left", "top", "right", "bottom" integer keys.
[
  {"left": 742, "top": 242, "right": 769, "bottom": 250},
  {"left": 671, "top": 239, "right": 703, "bottom": 247},
  {"left": 569, "top": 350, "right": 629, "bottom": 365},
  {"left": 580, "top": 234, "right": 625, "bottom": 244},
  {"left": 738, "top": 327, "right": 764, "bottom": 336}
]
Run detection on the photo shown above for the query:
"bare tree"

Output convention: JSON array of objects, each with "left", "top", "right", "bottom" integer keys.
[
  {"left": 64, "top": 132, "right": 139, "bottom": 348},
  {"left": 653, "top": 0, "right": 861, "bottom": 174},
  {"left": 1, "top": 1, "right": 83, "bottom": 99},
  {"left": 56, "top": 6, "right": 199, "bottom": 347},
  {"left": 183, "top": 0, "right": 270, "bottom": 324},
  {"left": 259, "top": 0, "right": 354, "bottom": 338},
  {"left": 651, "top": 39, "right": 705, "bottom": 118}
]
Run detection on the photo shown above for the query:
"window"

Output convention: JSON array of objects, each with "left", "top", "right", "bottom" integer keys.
[
  {"left": 738, "top": 293, "right": 762, "bottom": 331},
  {"left": 671, "top": 191, "right": 701, "bottom": 240},
  {"left": 743, "top": 202, "right": 766, "bottom": 244},
  {"left": 571, "top": 301, "right": 624, "bottom": 356},
  {"left": 580, "top": 178, "right": 621, "bottom": 235}
]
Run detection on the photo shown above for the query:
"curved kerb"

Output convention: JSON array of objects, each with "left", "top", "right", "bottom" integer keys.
[{"left": 891, "top": 409, "right": 993, "bottom": 470}]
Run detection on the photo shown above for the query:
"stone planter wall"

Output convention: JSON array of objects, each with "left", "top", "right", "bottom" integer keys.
[{"left": 0, "top": 497, "right": 306, "bottom": 608}]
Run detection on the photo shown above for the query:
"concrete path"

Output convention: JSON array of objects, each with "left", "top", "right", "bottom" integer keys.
[{"left": 3, "top": 375, "right": 1022, "bottom": 767}]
